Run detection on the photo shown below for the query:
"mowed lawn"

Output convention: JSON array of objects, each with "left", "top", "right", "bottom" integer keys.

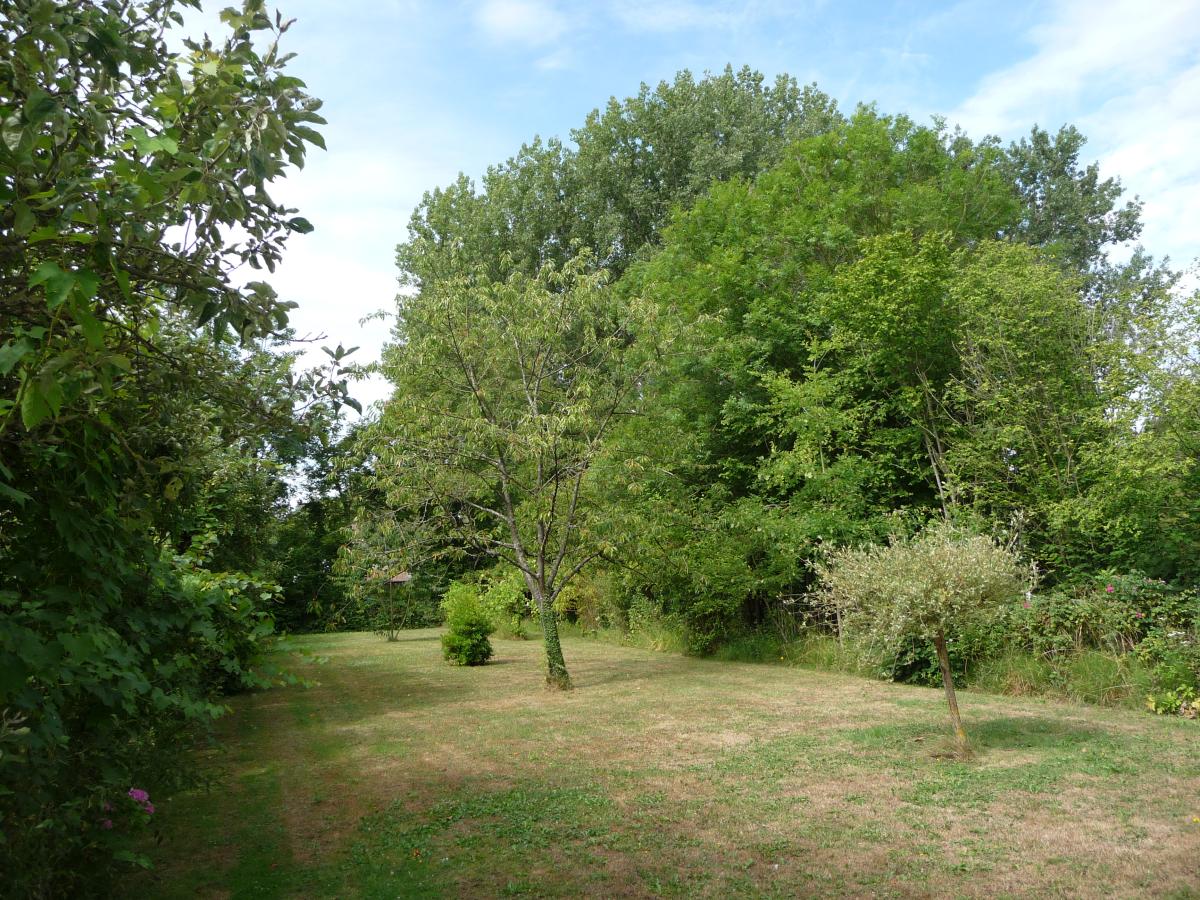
[{"left": 132, "top": 630, "right": 1200, "bottom": 899}]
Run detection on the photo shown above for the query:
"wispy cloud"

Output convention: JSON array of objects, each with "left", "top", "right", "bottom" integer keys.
[
  {"left": 610, "top": 1, "right": 746, "bottom": 32},
  {"left": 535, "top": 47, "right": 572, "bottom": 70},
  {"left": 475, "top": 0, "right": 570, "bottom": 47},
  {"left": 952, "top": 0, "right": 1198, "bottom": 135},
  {"left": 951, "top": 0, "right": 1200, "bottom": 267}
]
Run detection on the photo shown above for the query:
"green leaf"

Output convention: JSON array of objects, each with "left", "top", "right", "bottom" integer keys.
[
  {"left": 163, "top": 476, "right": 184, "bottom": 501},
  {"left": 293, "top": 125, "right": 325, "bottom": 150},
  {"left": 286, "top": 216, "right": 314, "bottom": 234},
  {"left": 114, "top": 268, "right": 133, "bottom": 303},
  {"left": 12, "top": 202, "right": 34, "bottom": 235},
  {"left": 75, "top": 268, "right": 101, "bottom": 301},
  {"left": 151, "top": 93, "right": 179, "bottom": 120},
  {"left": 20, "top": 383, "right": 51, "bottom": 429},
  {"left": 112, "top": 850, "right": 152, "bottom": 869},
  {"left": 1, "top": 114, "right": 22, "bottom": 153},
  {"left": 134, "top": 131, "right": 179, "bottom": 156},
  {"left": 28, "top": 260, "right": 75, "bottom": 308},
  {"left": 22, "top": 88, "right": 57, "bottom": 125},
  {"left": 0, "top": 481, "right": 31, "bottom": 505},
  {"left": 0, "top": 338, "right": 33, "bottom": 375},
  {"left": 28, "top": 260, "right": 63, "bottom": 287},
  {"left": 196, "top": 301, "right": 220, "bottom": 326},
  {"left": 73, "top": 303, "right": 105, "bottom": 349},
  {"left": 46, "top": 274, "right": 75, "bottom": 309}
]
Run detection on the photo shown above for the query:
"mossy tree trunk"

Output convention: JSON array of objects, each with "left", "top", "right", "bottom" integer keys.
[
  {"left": 533, "top": 586, "right": 571, "bottom": 690},
  {"left": 933, "top": 630, "right": 971, "bottom": 758}
]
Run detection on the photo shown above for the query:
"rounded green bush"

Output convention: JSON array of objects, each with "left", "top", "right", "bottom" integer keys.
[{"left": 441, "top": 581, "right": 496, "bottom": 666}]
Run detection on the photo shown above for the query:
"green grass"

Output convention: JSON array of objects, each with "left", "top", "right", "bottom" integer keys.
[{"left": 129, "top": 630, "right": 1200, "bottom": 898}]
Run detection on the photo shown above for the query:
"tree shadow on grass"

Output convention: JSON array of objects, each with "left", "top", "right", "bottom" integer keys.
[
  {"left": 966, "top": 715, "right": 1103, "bottom": 751},
  {"left": 847, "top": 714, "right": 1102, "bottom": 754}
]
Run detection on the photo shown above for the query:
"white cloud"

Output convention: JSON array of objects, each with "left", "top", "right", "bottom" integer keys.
[
  {"left": 607, "top": 0, "right": 807, "bottom": 33},
  {"left": 608, "top": 0, "right": 814, "bottom": 34},
  {"left": 952, "top": 0, "right": 1199, "bottom": 137},
  {"left": 535, "top": 47, "right": 572, "bottom": 70},
  {"left": 610, "top": 1, "right": 740, "bottom": 32},
  {"left": 475, "top": 0, "right": 569, "bottom": 47},
  {"left": 951, "top": 0, "right": 1200, "bottom": 268}
]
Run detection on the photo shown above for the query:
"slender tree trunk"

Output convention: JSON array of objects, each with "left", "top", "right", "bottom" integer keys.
[
  {"left": 933, "top": 630, "right": 970, "bottom": 758},
  {"left": 534, "top": 590, "right": 572, "bottom": 690}
]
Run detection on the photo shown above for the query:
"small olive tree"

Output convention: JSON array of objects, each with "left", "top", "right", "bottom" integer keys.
[{"left": 818, "top": 523, "right": 1032, "bottom": 756}]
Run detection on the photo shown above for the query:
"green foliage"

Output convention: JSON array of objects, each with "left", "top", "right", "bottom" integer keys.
[
  {"left": 1145, "top": 685, "right": 1198, "bottom": 717},
  {"left": 624, "top": 597, "right": 689, "bottom": 654},
  {"left": 971, "top": 648, "right": 1158, "bottom": 710},
  {"left": 818, "top": 523, "right": 1032, "bottom": 651},
  {"left": 479, "top": 567, "right": 531, "bottom": 639},
  {"left": 367, "top": 56, "right": 1198, "bottom": 713},
  {"left": 0, "top": 1, "right": 344, "bottom": 891},
  {"left": 266, "top": 426, "right": 357, "bottom": 633},
  {"left": 1002, "top": 125, "right": 1142, "bottom": 274},
  {"left": 591, "top": 105, "right": 1192, "bottom": 649},
  {"left": 398, "top": 67, "right": 841, "bottom": 287},
  {"left": 440, "top": 582, "right": 496, "bottom": 666},
  {"left": 367, "top": 253, "right": 664, "bottom": 687}
]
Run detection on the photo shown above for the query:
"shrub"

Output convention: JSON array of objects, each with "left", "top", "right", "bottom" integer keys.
[
  {"left": 626, "top": 597, "right": 689, "bottom": 653},
  {"left": 1013, "top": 572, "right": 1186, "bottom": 656},
  {"left": 441, "top": 582, "right": 495, "bottom": 666},
  {"left": 1135, "top": 627, "right": 1200, "bottom": 696},
  {"left": 478, "top": 568, "right": 530, "bottom": 639},
  {"left": 1146, "top": 685, "right": 1198, "bottom": 717},
  {"left": 818, "top": 522, "right": 1031, "bottom": 755},
  {"left": 553, "top": 571, "right": 619, "bottom": 633}
]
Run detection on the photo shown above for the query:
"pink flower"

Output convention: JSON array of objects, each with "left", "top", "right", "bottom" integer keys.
[
  {"left": 1022, "top": 601, "right": 1031, "bottom": 609},
  {"left": 101, "top": 819, "right": 113, "bottom": 830},
  {"left": 143, "top": 802, "right": 155, "bottom": 815},
  {"left": 1106, "top": 584, "right": 1115, "bottom": 593},
  {"left": 128, "top": 788, "right": 149, "bottom": 803},
  {"left": 1135, "top": 611, "right": 1144, "bottom": 618}
]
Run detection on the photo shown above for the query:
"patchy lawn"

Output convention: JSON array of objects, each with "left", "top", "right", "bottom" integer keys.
[{"left": 129, "top": 630, "right": 1200, "bottom": 898}]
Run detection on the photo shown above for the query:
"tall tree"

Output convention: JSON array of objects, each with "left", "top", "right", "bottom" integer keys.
[
  {"left": 371, "top": 256, "right": 660, "bottom": 688},
  {"left": 366, "top": 69, "right": 843, "bottom": 649},
  {"left": 397, "top": 66, "right": 842, "bottom": 289},
  {"left": 597, "top": 107, "right": 1166, "bottom": 644}
]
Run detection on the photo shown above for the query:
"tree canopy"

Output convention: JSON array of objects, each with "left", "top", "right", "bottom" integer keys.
[{"left": 0, "top": 1, "right": 351, "bottom": 890}]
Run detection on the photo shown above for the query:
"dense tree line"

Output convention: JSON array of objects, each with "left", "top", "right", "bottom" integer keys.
[
  {"left": 357, "top": 69, "right": 1197, "bottom": 694},
  {"left": 2, "top": 6, "right": 1196, "bottom": 889}
]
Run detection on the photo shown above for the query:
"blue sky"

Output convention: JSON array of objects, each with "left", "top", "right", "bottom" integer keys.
[{"left": 184, "top": 0, "right": 1200, "bottom": 409}]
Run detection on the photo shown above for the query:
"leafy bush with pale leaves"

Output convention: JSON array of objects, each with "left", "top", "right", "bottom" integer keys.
[{"left": 818, "top": 523, "right": 1032, "bottom": 654}]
